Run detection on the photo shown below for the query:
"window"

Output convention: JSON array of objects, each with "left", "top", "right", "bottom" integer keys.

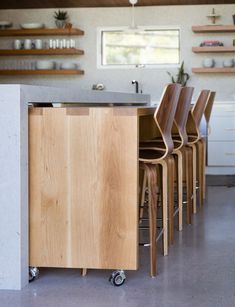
[{"left": 98, "top": 27, "right": 180, "bottom": 68}]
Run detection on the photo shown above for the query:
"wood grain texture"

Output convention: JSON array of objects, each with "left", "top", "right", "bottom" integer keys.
[
  {"left": 204, "top": 91, "right": 216, "bottom": 124},
  {"left": 192, "top": 68, "right": 235, "bottom": 73},
  {"left": 29, "top": 107, "right": 153, "bottom": 270},
  {"left": 186, "top": 90, "right": 210, "bottom": 140},
  {"left": 184, "top": 147, "right": 193, "bottom": 225},
  {"left": 153, "top": 83, "right": 181, "bottom": 155},
  {"left": 192, "top": 46, "right": 235, "bottom": 53},
  {"left": 29, "top": 108, "right": 70, "bottom": 266},
  {"left": 0, "top": 48, "right": 84, "bottom": 56},
  {"left": 0, "top": 69, "right": 84, "bottom": 75},
  {"left": 173, "top": 87, "right": 194, "bottom": 148},
  {"left": 0, "top": 0, "right": 233, "bottom": 9},
  {"left": 192, "top": 25, "right": 235, "bottom": 33},
  {"left": 0, "top": 28, "right": 84, "bottom": 36}
]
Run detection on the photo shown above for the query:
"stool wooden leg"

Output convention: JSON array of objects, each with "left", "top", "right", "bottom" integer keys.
[
  {"left": 139, "top": 169, "right": 147, "bottom": 222},
  {"left": 81, "top": 269, "right": 87, "bottom": 276},
  {"left": 185, "top": 147, "right": 193, "bottom": 224},
  {"left": 167, "top": 156, "right": 175, "bottom": 245},
  {"left": 160, "top": 160, "right": 168, "bottom": 256},
  {"left": 146, "top": 164, "right": 158, "bottom": 277},
  {"left": 192, "top": 144, "right": 197, "bottom": 214},
  {"left": 202, "top": 139, "right": 206, "bottom": 200},
  {"left": 177, "top": 151, "right": 183, "bottom": 231},
  {"left": 197, "top": 139, "right": 206, "bottom": 207}
]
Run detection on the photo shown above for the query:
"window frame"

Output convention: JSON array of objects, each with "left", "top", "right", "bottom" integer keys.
[{"left": 97, "top": 26, "right": 181, "bottom": 70}]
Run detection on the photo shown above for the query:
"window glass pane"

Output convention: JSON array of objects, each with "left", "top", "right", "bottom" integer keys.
[{"left": 101, "top": 29, "right": 180, "bottom": 66}]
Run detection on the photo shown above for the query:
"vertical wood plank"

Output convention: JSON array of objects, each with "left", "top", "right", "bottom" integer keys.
[{"left": 29, "top": 107, "right": 139, "bottom": 270}]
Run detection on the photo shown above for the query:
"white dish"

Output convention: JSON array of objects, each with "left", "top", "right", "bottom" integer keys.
[
  {"left": 36, "top": 60, "right": 55, "bottom": 70},
  {"left": 60, "top": 63, "right": 78, "bottom": 70},
  {"left": 0, "top": 21, "right": 13, "bottom": 29},
  {"left": 20, "top": 23, "right": 44, "bottom": 29}
]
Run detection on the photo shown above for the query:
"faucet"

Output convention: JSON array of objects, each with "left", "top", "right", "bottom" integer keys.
[{"left": 132, "top": 80, "right": 139, "bottom": 94}]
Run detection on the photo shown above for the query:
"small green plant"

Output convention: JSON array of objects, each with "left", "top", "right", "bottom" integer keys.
[
  {"left": 54, "top": 10, "right": 68, "bottom": 21},
  {"left": 167, "top": 61, "right": 190, "bottom": 86}
]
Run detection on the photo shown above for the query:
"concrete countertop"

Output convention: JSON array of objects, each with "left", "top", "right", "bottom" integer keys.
[{"left": 11, "top": 85, "right": 151, "bottom": 105}]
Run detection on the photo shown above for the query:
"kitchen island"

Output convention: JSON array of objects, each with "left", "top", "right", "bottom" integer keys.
[
  {"left": 29, "top": 105, "right": 156, "bottom": 274},
  {"left": 0, "top": 85, "right": 151, "bottom": 290}
]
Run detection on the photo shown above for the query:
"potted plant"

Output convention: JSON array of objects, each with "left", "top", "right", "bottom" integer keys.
[
  {"left": 167, "top": 61, "right": 190, "bottom": 86},
  {"left": 54, "top": 10, "right": 68, "bottom": 29}
]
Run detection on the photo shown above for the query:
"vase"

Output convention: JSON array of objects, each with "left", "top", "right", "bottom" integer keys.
[{"left": 55, "top": 20, "right": 66, "bottom": 29}]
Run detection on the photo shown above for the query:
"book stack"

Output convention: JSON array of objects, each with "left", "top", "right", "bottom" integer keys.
[{"left": 200, "top": 40, "right": 224, "bottom": 47}]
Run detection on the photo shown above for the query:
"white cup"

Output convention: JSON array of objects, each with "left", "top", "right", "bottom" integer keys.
[
  {"left": 70, "top": 39, "right": 75, "bottom": 48},
  {"left": 62, "top": 39, "right": 66, "bottom": 48},
  {"left": 35, "top": 39, "right": 43, "bottom": 49},
  {"left": 23, "top": 39, "right": 32, "bottom": 50},
  {"left": 55, "top": 39, "right": 59, "bottom": 48},
  {"left": 66, "top": 40, "right": 70, "bottom": 48},
  {"left": 13, "top": 40, "right": 21, "bottom": 50},
  {"left": 52, "top": 40, "right": 56, "bottom": 49},
  {"left": 49, "top": 39, "right": 53, "bottom": 49}
]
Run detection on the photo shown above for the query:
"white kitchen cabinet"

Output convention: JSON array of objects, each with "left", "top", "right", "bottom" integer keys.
[
  {"left": 208, "top": 142, "right": 235, "bottom": 166},
  {"left": 208, "top": 101, "right": 235, "bottom": 167}
]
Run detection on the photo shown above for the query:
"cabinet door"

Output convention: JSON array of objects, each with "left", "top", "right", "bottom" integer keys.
[
  {"left": 209, "top": 116, "right": 235, "bottom": 141},
  {"left": 208, "top": 141, "right": 235, "bottom": 166},
  {"left": 29, "top": 108, "right": 72, "bottom": 268},
  {"left": 211, "top": 104, "right": 235, "bottom": 117},
  {"left": 29, "top": 107, "right": 139, "bottom": 270}
]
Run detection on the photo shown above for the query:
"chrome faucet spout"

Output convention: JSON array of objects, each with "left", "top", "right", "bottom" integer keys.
[{"left": 132, "top": 80, "right": 139, "bottom": 94}]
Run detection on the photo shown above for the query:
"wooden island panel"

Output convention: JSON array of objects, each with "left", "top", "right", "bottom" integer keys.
[{"left": 29, "top": 107, "right": 155, "bottom": 270}]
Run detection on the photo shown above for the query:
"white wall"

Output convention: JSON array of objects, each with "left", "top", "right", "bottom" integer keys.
[{"left": 0, "top": 4, "right": 235, "bottom": 101}]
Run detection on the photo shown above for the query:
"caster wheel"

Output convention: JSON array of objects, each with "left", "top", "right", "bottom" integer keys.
[
  {"left": 29, "top": 267, "right": 39, "bottom": 282},
  {"left": 109, "top": 270, "right": 126, "bottom": 287}
]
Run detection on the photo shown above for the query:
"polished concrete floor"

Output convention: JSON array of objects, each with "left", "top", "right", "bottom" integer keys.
[{"left": 1, "top": 186, "right": 235, "bottom": 307}]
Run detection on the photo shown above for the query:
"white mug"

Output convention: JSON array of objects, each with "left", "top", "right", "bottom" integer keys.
[
  {"left": 23, "top": 39, "right": 32, "bottom": 50},
  {"left": 13, "top": 40, "right": 21, "bottom": 50},
  {"left": 35, "top": 39, "right": 43, "bottom": 49}
]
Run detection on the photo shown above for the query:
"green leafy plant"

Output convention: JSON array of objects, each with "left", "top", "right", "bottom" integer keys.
[
  {"left": 167, "top": 61, "right": 190, "bottom": 86},
  {"left": 54, "top": 10, "right": 68, "bottom": 21}
]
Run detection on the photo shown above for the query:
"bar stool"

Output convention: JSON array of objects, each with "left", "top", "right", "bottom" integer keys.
[
  {"left": 169, "top": 87, "right": 194, "bottom": 239},
  {"left": 140, "top": 87, "right": 194, "bottom": 242},
  {"left": 139, "top": 83, "right": 181, "bottom": 277},
  {"left": 186, "top": 90, "right": 211, "bottom": 214},
  {"left": 197, "top": 91, "right": 216, "bottom": 207}
]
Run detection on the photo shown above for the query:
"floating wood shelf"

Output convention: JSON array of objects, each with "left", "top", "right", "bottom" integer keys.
[
  {"left": 192, "top": 25, "right": 235, "bottom": 33},
  {"left": 192, "top": 46, "right": 235, "bottom": 53},
  {"left": 0, "top": 48, "right": 84, "bottom": 56},
  {"left": 0, "top": 28, "right": 84, "bottom": 37},
  {"left": 192, "top": 67, "right": 235, "bottom": 73},
  {"left": 0, "top": 69, "right": 84, "bottom": 75}
]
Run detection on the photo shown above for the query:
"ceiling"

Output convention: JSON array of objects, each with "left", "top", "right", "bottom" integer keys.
[{"left": 0, "top": 0, "right": 234, "bottom": 10}]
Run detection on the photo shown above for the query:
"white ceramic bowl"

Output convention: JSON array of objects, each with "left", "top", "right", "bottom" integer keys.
[
  {"left": 20, "top": 23, "right": 44, "bottom": 29},
  {"left": 223, "top": 59, "right": 234, "bottom": 68},
  {"left": 202, "top": 58, "right": 215, "bottom": 68},
  {"left": 60, "top": 63, "right": 78, "bottom": 70},
  {"left": 36, "top": 61, "right": 55, "bottom": 70}
]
